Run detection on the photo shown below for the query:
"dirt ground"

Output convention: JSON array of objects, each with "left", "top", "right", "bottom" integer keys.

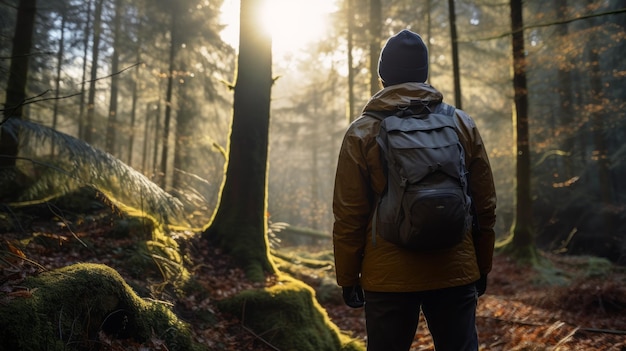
[
  {"left": 2, "top": 208, "right": 625, "bottom": 350},
  {"left": 323, "top": 253, "right": 626, "bottom": 351}
]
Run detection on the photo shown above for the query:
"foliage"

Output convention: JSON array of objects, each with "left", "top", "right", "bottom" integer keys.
[{"left": 0, "top": 117, "right": 190, "bottom": 228}]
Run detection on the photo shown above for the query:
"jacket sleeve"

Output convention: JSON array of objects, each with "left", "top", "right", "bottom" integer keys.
[
  {"left": 455, "top": 110, "right": 497, "bottom": 275},
  {"left": 332, "top": 121, "right": 376, "bottom": 287}
]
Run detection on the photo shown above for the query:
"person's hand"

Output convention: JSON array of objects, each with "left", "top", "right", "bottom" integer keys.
[
  {"left": 476, "top": 274, "right": 488, "bottom": 297},
  {"left": 342, "top": 285, "right": 364, "bottom": 308}
]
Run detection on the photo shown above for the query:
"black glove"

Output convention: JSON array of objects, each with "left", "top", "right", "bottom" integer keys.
[
  {"left": 342, "top": 285, "right": 364, "bottom": 308},
  {"left": 476, "top": 274, "right": 488, "bottom": 297}
]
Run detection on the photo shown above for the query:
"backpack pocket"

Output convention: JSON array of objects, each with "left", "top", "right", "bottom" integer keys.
[{"left": 397, "top": 186, "right": 468, "bottom": 251}]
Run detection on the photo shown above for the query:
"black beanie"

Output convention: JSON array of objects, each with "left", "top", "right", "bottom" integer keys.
[{"left": 378, "top": 29, "right": 429, "bottom": 86}]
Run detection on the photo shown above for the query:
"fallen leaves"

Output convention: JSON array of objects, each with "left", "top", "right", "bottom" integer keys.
[
  {"left": 323, "top": 253, "right": 626, "bottom": 351},
  {"left": 2, "top": 208, "right": 625, "bottom": 351}
]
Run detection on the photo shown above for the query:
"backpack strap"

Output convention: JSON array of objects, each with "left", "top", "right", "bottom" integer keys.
[{"left": 434, "top": 103, "right": 481, "bottom": 240}]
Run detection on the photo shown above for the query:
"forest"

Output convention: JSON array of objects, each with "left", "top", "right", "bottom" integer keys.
[{"left": 1, "top": 0, "right": 625, "bottom": 350}]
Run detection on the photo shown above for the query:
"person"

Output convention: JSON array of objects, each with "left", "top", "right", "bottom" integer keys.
[{"left": 332, "top": 29, "right": 497, "bottom": 351}]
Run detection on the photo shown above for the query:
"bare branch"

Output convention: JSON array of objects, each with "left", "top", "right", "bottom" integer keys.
[
  {"left": 461, "top": 7, "right": 626, "bottom": 43},
  {"left": 0, "top": 62, "right": 143, "bottom": 118},
  {"left": 78, "top": 62, "right": 142, "bottom": 85},
  {"left": 0, "top": 51, "right": 55, "bottom": 60}
]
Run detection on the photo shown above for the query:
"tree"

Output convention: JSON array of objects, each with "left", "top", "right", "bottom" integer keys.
[
  {"left": 83, "top": 0, "right": 104, "bottom": 145},
  {"left": 346, "top": 0, "right": 356, "bottom": 122},
  {"left": 369, "top": 0, "right": 381, "bottom": 95},
  {"left": 500, "top": 0, "right": 537, "bottom": 261},
  {"left": 447, "top": 0, "right": 462, "bottom": 108},
  {"left": 105, "top": 0, "right": 122, "bottom": 154},
  {"left": 0, "top": 0, "right": 37, "bottom": 168},
  {"left": 156, "top": 0, "right": 186, "bottom": 189},
  {"left": 77, "top": 0, "right": 92, "bottom": 140},
  {"left": 202, "top": 0, "right": 275, "bottom": 281},
  {"left": 51, "top": 2, "right": 67, "bottom": 153}
]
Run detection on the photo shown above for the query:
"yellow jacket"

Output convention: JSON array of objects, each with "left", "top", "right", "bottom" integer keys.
[{"left": 333, "top": 83, "right": 497, "bottom": 292}]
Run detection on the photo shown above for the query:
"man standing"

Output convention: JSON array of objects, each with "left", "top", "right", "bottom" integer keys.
[{"left": 332, "top": 29, "right": 497, "bottom": 351}]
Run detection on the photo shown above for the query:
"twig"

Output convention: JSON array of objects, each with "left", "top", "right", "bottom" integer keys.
[
  {"left": 553, "top": 326, "right": 578, "bottom": 350},
  {"left": 577, "top": 327, "right": 626, "bottom": 335},
  {"left": 0, "top": 62, "right": 142, "bottom": 115},
  {"left": 0, "top": 51, "right": 55, "bottom": 60},
  {"left": 1, "top": 90, "right": 50, "bottom": 121},
  {"left": 78, "top": 62, "right": 142, "bottom": 85},
  {"left": 3, "top": 250, "right": 48, "bottom": 272},
  {"left": 461, "top": 7, "right": 626, "bottom": 42},
  {"left": 46, "top": 203, "right": 89, "bottom": 248},
  {"left": 478, "top": 315, "right": 626, "bottom": 335},
  {"left": 0, "top": 92, "right": 82, "bottom": 113},
  {"left": 478, "top": 315, "right": 545, "bottom": 327}
]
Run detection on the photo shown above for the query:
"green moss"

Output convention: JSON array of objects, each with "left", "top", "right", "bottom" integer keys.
[
  {"left": 217, "top": 275, "right": 364, "bottom": 351},
  {"left": 272, "top": 254, "right": 341, "bottom": 305},
  {"left": 0, "top": 263, "right": 203, "bottom": 351},
  {"left": 204, "top": 219, "right": 277, "bottom": 282}
]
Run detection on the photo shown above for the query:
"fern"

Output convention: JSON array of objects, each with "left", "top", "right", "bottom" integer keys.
[{"left": 0, "top": 117, "right": 189, "bottom": 228}]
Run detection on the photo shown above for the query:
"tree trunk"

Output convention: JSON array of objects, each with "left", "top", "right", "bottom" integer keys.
[
  {"left": 77, "top": 0, "right": 92, "bottom": 140},
  {"left": 448, "top": 0, "right": 462, "bottom": 108},
  {"left": 202, "top": 0, "right": 275, "bottom": 281},
  {"left": 505, "top": 0, "right": 537, "bottom": 260},
  {"left": 0, "top": 0, "right": 37, "bottom": 168},
  {"left": 52, "top": 10, "right": 66, "bottom": 154},
  {"left": 555, "top": 0, "right": 576, "bottom": 177},
  {"left": 142, "top": 103, "right": 151, "bottom": 174},
  {"left": 152, "top": 100, "right": 161, "bottom": 179},
  {"left": 84, "top": 0, "right": 104, "bottom": 145},
  {"left": 105, "top": 0, "right": 122, "bottom": 155},
  {"left": 172, "top": 63, "right": 190, "bottom": 191},
  {"left": 586, "top": 0, "right": 614, "bottom": 233},
  {"left": 369, "top": 0, "right": 381, "bottom": 95},
  {"left": 160, "top": 7, "right": 178, "bottom": 189},
  {"left": 127, "top": 50, "right": 140, "bottom": 166},
  {"left": 105, "top": 0, "right": 122, "bottom": 154},
  {"left": 346, "top": 0, "right": 355, "bottom": 122}
]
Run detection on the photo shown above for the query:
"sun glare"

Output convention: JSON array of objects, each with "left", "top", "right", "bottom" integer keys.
[{"left": 220, "top": 0, "right": 337, "bottom": 58}]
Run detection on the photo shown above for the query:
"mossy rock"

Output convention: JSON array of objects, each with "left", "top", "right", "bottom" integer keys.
[
  {"left": 217, "top": 275, "right": 364, "bottom": 351},
  {"left": 0, "top": 263, "right": 203, "bottom": 351}
]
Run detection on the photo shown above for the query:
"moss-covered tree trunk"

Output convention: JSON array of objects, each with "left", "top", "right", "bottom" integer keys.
[
  {"left": 202, "top": 0, "right": 275, "bottom": 281},
  {"left": 501, "top": 0, "right": 538, "bottom": 262},
  {"left": 0, "top": 0, "right": 36, "bottom": 168}
]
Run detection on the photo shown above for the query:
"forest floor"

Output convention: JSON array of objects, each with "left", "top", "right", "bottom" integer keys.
[{"left": 2, "top": 205, "right": 626, "bottom": 351}]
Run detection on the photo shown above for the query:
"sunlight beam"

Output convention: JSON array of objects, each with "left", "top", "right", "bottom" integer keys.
[{"left": 220, "top": 0, "right": 337, "bottom": 58}]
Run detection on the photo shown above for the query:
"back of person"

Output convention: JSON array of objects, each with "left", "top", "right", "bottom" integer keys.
[
  {"left": 369, "top": 101, "right": 472, "bottom": 253},
  {"left": 332, "top": 29, "right": 497, "bottom": 351}
]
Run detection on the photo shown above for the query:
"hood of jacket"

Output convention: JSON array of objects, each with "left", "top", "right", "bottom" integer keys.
[{"left": 362, "top": 82, "right": 444, "bottom": 113}]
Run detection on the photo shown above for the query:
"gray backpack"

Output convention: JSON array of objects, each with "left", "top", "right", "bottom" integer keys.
[{"left": 367, "top": 101, "right": 472, "bottom": 251}]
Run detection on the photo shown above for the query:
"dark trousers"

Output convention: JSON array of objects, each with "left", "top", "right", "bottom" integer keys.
[{"left": 364, "top": 283, "right": 478, "bottom": 351}]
